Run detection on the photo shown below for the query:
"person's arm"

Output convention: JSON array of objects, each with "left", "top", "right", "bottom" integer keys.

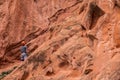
[{"left": 25, "top": 46, "right": 30, "bottom": 54}]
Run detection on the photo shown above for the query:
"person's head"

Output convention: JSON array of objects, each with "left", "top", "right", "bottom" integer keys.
[{"left": 21, "top": 40, "right": 26, "bottom": 46}]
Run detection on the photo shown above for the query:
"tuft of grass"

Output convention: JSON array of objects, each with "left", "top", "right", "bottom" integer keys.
[{"left": 0, "top": 66, "right": 17, "bottom": 79}]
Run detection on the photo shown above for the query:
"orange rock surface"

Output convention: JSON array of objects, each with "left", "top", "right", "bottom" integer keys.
[{"left": 0, "top": 0, "right": 120, "bottom": 80}]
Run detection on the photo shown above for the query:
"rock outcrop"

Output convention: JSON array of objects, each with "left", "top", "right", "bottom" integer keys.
[{"left": 0, "top": 0, "right": 120, "bottom": 80}]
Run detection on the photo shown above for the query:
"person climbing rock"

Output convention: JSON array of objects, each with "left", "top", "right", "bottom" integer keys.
[{"left": 20, "top": 41, "right": 27, "bottom": 61}]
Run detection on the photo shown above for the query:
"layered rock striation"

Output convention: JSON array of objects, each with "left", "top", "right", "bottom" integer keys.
[{"left": 0, "top": 0, "right": 120, "bottom": 80}]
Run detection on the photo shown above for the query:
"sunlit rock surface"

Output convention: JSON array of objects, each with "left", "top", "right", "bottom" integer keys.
[{"left": 0, "top": 0, "right": 120, "bottom": 80}]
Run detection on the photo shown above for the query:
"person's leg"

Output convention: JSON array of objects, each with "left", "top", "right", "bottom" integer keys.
[
  {"left": 21, "top": 53, "right": 25, "bottom": 61},
  {"left": 23, "top": 53, "right": 27, "bottom": 60}
]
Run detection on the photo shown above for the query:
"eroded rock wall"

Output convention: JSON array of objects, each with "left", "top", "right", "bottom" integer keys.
[
  {"left": 0, "top": 0, "right": 120, "bottom": 80},
  {"left": 0, "top": 0, "right": 78, "bottom": 63}
]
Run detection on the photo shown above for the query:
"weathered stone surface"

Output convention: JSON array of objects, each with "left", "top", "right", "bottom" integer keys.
[{"left": 0, "top": 0, "right": 120, "bottom": 80}]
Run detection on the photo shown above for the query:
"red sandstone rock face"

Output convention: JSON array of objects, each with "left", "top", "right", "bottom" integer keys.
[
  {"left": 0, "top": 0, "right": 120, "bottom": 80},
  {"left": 0, "top": 0, "right": 77, "bottom": 64}
]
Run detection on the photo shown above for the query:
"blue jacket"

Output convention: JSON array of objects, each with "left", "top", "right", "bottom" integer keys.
[{"left": 20, "top": 46, "right": 27, "bottom": 53}]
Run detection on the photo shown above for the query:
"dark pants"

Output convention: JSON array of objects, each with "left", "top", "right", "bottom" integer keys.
[{"left": 21, "top": 53, "right": 27, "bottom": 61}]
